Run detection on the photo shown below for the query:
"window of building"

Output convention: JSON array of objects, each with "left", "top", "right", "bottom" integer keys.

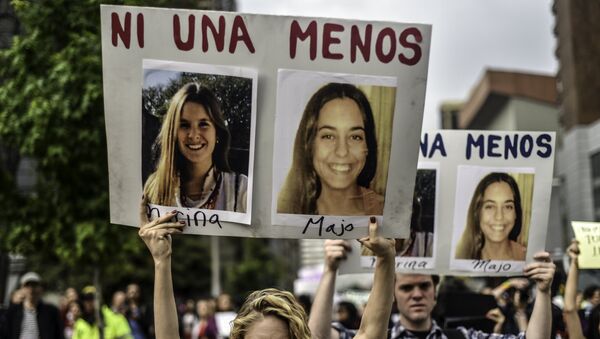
[{"left": 591, "top": 151, "right": 600, "bottom": 220}]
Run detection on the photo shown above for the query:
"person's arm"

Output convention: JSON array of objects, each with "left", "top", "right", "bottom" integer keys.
[
  {"left": 522, "top": 251, "right": 555, "bottom": 339},
  {"left": 354, "top": 217, "right": 396, "bottom": 339},
  {"left": 138, "top": 199, "right": 185, "bottom": 339},
  {"left": 564, "top": 239, "right": 585, "bottom": 339},
  {"left": 492, "top": 278, "right": 529, "bottom": 304},
  {"left": 485, "top": 308, "right": 506, "bottom": 334},
  {"left": 308, "top": 239, "right": 351, "bottom": 339}
]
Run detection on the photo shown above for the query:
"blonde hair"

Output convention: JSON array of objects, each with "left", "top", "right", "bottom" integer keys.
[
  {"left": 144, "top": 83, "right": 231, "bottom": 205},
  {"left": 230, "top": 288, "right": 310, "bottom": 339}
]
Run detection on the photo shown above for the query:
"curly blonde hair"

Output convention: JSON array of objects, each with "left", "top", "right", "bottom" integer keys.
[{"left": 229, "top": 288, "right": 311, "bottom": 339}]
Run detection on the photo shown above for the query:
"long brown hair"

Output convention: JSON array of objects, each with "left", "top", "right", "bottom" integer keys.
[
  {"left": 455, "top": 172, "right": 523, "bottom": 259},
  {"left": 277, "top": 83, "right": 377, "bottom": 214}
]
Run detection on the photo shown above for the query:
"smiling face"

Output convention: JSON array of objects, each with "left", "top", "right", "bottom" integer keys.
[
  {"left": 244, "top": 315, "right": 290, "bottom": 339},
  {"left": 177, "top": 102, "right": 216, "bottom": 167},
  {"left": 312, "top": 98, "right": 368, "bottom": 193},
  {"left": 479, "top": 181, "right": 517, "bottom": 244},
  {"left": 394, "top": 274, "right": 436, "bottom": 330}
]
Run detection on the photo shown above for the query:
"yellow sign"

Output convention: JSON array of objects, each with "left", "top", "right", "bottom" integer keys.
[{"left": 571, "top": 221, "right": 600, "bottom": 269}]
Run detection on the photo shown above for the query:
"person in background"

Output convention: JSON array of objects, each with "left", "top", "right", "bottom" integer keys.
[
  {"left": 104, "top": 290, "right": 133, "bottom": 339},
  {"left": 489, "top": 277, "right": 530, "bottom": 334},
  {"left": 181, "top": 299, "right": 197, "bottom": 339},
  {"left": 60, "top": 287, "right": 79, "bottom": 339},
  {"left": 126, "top": 283, "right": 153, "bottom": 339},
  {"left": 580, "top": 284, "right": 600, "bottom": 335},
  {"left": 214, "top": 292, "right": 237, "bottom": 339},
  {"left": 72, "top": 286, "right": 100, "bottom": 339},
  {"left": 216, "top": 293, "right": 235, "bottom": 312},
  {"left": 191, "top": 299, "right": 218, "bottom": 339},
  {"left": 63, "top": 300, "right": 80, "bottom": 339},
  {"left": 72, "top": 287, "right": 134, "bottom": 339},
  {"left": 335, "top": 301, "right": 361, "bottom": 331},
  {"left": 0, "top": 271, "right": 63, "bottom": 339}
]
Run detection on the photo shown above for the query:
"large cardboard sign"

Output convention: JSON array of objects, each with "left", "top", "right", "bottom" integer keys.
[
  {"left": 571, "top": 221, "right": 600, "bottom": 269},
  {"left": 101, "top": 5, "right": 431, "bottom": 238},
  {"left": 342, "top": 130, "right": 556, "bottom": 275}
]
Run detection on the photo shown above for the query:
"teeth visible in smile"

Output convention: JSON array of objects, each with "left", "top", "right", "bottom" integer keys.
[
  {"left": 330, "top": 164, "right": 351, "bottom": 172},
  {"left": 187, "top": 144, "right": 204, "bottom": 150},
  {"left": 491, "top": 226, "right": 505, "bottom": 231}
]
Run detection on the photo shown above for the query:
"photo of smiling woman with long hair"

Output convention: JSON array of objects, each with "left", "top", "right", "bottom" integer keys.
[
  {"left": 143, "top": 82, "right": 247, "bottom": 213},
  {"left": 277, "top": 82, "right": 394, "bottom": 216},
  {"left": 455, "top": 171, "right": 533, "bottom": 261}
]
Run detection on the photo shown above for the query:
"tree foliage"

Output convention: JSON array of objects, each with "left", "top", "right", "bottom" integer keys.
[{"left": 0, "top": 0, "right": 151, "bottom": 289}]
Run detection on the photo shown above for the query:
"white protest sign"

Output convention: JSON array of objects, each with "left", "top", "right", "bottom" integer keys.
[
  {"left": 341, "top": 130, "right": 556, "bottom": 276},
  {"left": 571, "top": 221, "right": 600, "bottom": 269},
  {"left": 101, "top": 5, "right": 431, "bottom": 239}
]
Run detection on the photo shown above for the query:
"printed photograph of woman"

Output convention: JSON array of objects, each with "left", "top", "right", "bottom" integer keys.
[
  {"left": 455, "top": 172, "right": 532, "bottom": 261},
  {"left": 142, "top": 64, "right": 254, "bottom": 215},
  {"left": 277, "top": 83, "right": 387, "bottom": 216},
  {"left": 361, "top": 167, "right": 436, "bottom": 258}
]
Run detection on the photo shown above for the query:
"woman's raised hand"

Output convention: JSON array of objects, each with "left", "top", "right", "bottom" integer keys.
[
  {"left": 358, "top": 217, "right": 395, "bottom": 259},
  {"left": 139, "top": 198, "right": 185, "bottom": 265},
  {"left": 567, "top": 239, "right": 580, "bottom": 262}
]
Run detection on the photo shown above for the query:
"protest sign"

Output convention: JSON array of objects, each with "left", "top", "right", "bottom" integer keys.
[
  {"left": 571, "top": 221, "right": 600, "bottom": 269},
  {"left": 341, "top": 130, "right": 556, "bottom": 276},
  {"left": 101, "top": 5, "right": 431, "bottom": 238}
]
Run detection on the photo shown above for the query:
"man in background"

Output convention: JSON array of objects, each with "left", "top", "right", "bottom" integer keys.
[{"left": 0, "top": 271, "right": 63, "bottom": 339}]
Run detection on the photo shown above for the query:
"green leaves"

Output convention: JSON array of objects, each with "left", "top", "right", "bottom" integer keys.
[{"left": 0, "top": 0, "right": 142, "bottom": 289}]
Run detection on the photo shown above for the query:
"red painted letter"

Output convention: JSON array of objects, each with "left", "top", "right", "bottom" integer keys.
[
  {"left": 322, "top": 23, "right": 344, "bottom": 60},
  {"left": 350, "top": 24, "right": 372, "bottom": 63},
  {"left": 398, "top": 27, "right": 422, "bottom": 66},
  {"left": 137, "top": 13, "right": 144, "bottom": 48},
  {"left": 289, "top": 20, "right": 317, "bottom": 60},
  {"left": 173, "top": 14, "right": 195, "bottom": 51},
  {"left": 229, "top": 16, "right": 255, "bottom": 54},
  {"left": 375, "top": 28, "right": 396, "bottom": 64},
  {"left": 111, "top": 12, "right": 131, "bottom": 48},
  {"left": 201, "top": 15, "right": 225, "bottom": 52}
]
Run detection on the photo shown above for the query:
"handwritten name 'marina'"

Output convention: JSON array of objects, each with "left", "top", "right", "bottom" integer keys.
[
  {"left": 472, "top": 260, "right": 512, "bottom": 272},
  {"left": 147, "top": 206, "right": 222, "bottom": 229},
  {"left": 302, "top": 216, "right": 354, "bottom": 237},
  {"left": 369, "top": 257, "right": 428, "bottom": 270}
]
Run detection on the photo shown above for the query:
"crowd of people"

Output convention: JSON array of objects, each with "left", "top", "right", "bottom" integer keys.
[
  {"left": 0, "top": 278, "right": 154, "bottom": 339},
  {"left": 136, "top": 203, "right": 600, "bottom": 339},
  {"left": 1, "top": 209, "right": 599, "bottom": 339}
]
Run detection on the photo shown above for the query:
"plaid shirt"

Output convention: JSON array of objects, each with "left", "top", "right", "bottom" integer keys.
[{"left": 333, "top": 320, "right": 526, "bottom": 339}]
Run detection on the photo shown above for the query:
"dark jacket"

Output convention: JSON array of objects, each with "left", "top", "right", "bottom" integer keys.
[{"left": 0, "top": 301, "right": 64, "bottom": 339}]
